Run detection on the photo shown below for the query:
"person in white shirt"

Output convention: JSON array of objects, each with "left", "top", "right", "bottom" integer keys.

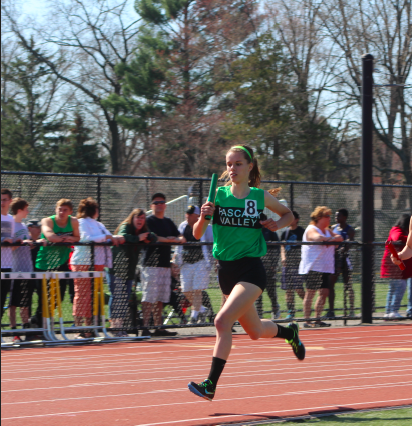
[
  {"left": 9, "top": 198, "right": 34, "bottom": 342},
  {"left": 70, "top": 197, "right": 124, "bottom": 338},
  {"left": 174, "top": 206, "right": 214, "bottom": 324},
  {"left": 1, "top": 188, "right": 16, "bottom": 321},
  {"left": 299, "top": 206, "right": 342, "bottom": 327}
]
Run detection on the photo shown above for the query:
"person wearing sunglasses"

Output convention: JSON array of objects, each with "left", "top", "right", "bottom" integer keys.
[
  {"left": 141, "top": 193, "right": 186, "bottom": 336},
  {"left": 299, "top": 206, "right": 343, "bottom": 327}
]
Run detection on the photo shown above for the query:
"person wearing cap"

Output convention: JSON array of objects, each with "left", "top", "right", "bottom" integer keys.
[
  {"left": 174, "top": 206, "right": 214, "bottom": 324},
  {"left": 142, "top": 193, "right": 186, "bottom": 337}
]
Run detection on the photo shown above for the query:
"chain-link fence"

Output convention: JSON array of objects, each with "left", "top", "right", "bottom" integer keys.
[
  {"left": 2, "top": 171, "right": 411, "bottom": 239},
  {"left": 1, "top": 171, "right": 411, "bottom": 343},
  {"left": 1, "top": 240, "right": 410, "bottom": 343}
]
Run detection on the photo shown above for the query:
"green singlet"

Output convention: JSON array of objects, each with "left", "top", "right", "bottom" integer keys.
[
  {"left": 212, "top": 186, "right": 266, "bottom": 261},
  {"left": 36, "top": 215, "right": 74, "bottom": 270}
]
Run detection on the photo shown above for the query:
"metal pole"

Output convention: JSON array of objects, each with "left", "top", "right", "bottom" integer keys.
[
  {"left": 361, "top": 53, "right": 374, "bottom": 324},
  {"left": 199, "top": 179, "right": 203, "bottom": 208},
  {"left": 146, "top": 178, "right": 150, "bottom": 210},
  {"left": 97, "top": 175, "right": 102, "bottom": 221},
  {"left": 290, "top": 183, "right": 294, "bottom": 211}
]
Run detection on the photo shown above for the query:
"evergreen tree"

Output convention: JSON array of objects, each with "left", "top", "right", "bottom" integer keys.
[
  {"left": 1, "top": 44, "right": 66, "bottom": 172},
  {"left": 53, "top": 113, "right": 107, "bottom": 174},
  {"left": 104, "top": 0, "right": 258, "bottom": 176}
]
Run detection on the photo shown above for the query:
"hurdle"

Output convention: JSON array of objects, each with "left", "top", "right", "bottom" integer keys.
[
  {"left": 1, "top": 272, "right": 54, "bottom": 347},
  {"left": 52, "top": 271, "right": 149, "bottom": 343}
]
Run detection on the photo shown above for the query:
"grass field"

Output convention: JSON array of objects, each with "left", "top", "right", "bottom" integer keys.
[
  {"left": 4, "top": 272, "right": 409, "bottom": 329},
  {"left": 252, "top": 407, "right": 412, "bottom": 425}
]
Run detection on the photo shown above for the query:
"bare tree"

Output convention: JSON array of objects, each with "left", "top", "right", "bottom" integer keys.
[
  {"left": 2, "top": 0, "right": 143, "bottom": 173},
  {"left": 319, "top": 0, "right": 412, "bottom": 192},
  {"left": 263, "top": 0, "right": 361, "bottom": 182}
]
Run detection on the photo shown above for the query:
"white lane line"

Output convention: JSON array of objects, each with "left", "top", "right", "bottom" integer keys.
[
  {"left": 3, "top": 339, "right": 412, "bottom": 380},
  {"left": 3, "top": 341, "right": 411, "bottom": 374},
  {"left": 2, "top": 339, "right": 412, "bottom": 376},
  {"left": 2, "top": 351, "right": 411, "bottom": 383},
  {"left": 2, "top": 336, "right": 412, "bottom": 369},
  {"left": 2, "top": 353, "right": 412, "bottom": 383},
  {"left": 4, "top": 350, "right": 411, "bottom": 377},
  {"left": 2, "top": 334, "right": 412, "bottom": 368},
  {"left": 3, "top": 356, "right": 410, "bottom": 394},
  {"left": 2, "top": 350, "right": 411, "bottom": 385},
  {"left": 1, "top": 327, "right": 411, "bottom": 360},
  {"left": 2, "top": 370, "right": 411, "bottom": 402},
  {"left": 2, "top": 395, "right": 412, "bottom": 421},
  {"left": 2, "top": 378, "right": 411, "bottom": 407}
]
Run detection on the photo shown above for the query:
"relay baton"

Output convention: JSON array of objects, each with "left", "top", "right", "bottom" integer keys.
[
  {"left": 205, "top": 173, "right": 218, "bottom": 220},
  {"left": 386, "top": 240, "right": 406, "bottom": 271}
]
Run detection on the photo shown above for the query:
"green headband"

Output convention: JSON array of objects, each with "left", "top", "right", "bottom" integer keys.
[{"left": 232, "top": 145, "right": 253, "bottom": 161}]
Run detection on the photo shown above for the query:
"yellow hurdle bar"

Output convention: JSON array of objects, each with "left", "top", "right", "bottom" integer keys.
[
  {"left": 93, "top": 276, "right": 99, "bottom": 317},
  {"left": 100, "top": 275, "right": 105, "bottom": 316},
  {"left": 55, "top": 276, "right": 63, "bottom": 318},
  {"left": 42, "top": 275, "right": 49, "bottom": 320},
  {"left": 50, "top": 278, "right": 56, "bottom": 316}
]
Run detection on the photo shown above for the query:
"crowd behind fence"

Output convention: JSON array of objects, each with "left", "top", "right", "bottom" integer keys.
[{"left": 1, "top": 240, "right": 410, "bottom": 344}]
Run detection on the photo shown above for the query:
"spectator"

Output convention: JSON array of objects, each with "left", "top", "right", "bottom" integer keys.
[
  {"left": 70, "top": 197, "right": 123, "bottom": 338},
  {"left": 255, "top": 213, "right": 280, "bottom": 320},
  {"left": 174, "top": 205, "right": 213, "bottom": 324},
  {"left": 299, "top": 206, "right": 343, "bottom": 327},
  {"left": 381, "top": 214, "right": 412, "bottom": 319},
  {"left": 142, "top": 193, "right": 185, "bottom": 337},
  {"left": 9, "top": 198, "right": 33, "bottom": 342},
  {"left": 167, "top": 263, "right": 191, "bottom": 325},
  {"left": 1, "top": 188, "right": 14, "bottom": 322},
  {"left": 327, "top": 208, "right": 356, "bottom": 318},
  {"left": 27, "top": 219, "right": 42, "bottom": 335},
  {"left": 34, "top": 199, "right": 80, "bottom": 325},
  {"left": 109, "top": 208, "right": 153, "bottom": 337},
  {"left": 281, "top": 211, "right": 306, "bottom": 320},
  {"left": 391, "top": 217, "right": 412, "bottom": 319}
]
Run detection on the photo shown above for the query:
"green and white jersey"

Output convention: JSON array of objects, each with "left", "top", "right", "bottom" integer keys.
[{"left": 212, "top": 186, "right": 266, "bottom": 261}]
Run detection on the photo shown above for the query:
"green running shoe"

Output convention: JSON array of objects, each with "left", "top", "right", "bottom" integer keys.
[
  {"left": 286, "top": 322, "right": 305, "bottom": 361},
  {"left": 188, "top": 379, "right": 215, "bottom": 401}
]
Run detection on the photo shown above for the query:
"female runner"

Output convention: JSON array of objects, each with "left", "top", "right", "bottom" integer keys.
[{"left": 188, "top": 145, "right": 306, "bottom": 402}]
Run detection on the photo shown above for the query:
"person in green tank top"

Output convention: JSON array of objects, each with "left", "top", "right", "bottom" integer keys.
[
  {"left": 32, "top": 199, "right": 80, "bottom": 327},
  {"left": 188, "top": 145, "right": 306, "bottom": 402}
]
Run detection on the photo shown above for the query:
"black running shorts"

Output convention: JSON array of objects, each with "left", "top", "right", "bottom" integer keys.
[
  {"left": 305, "top": 271, "right": 330, "bottom": 290},
  {"left": 217, "top": 257, "right": 266, "bottom": 295}
]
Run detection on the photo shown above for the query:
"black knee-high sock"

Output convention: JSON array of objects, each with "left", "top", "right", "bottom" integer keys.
[
  {"left": 207, "top": 357, "right": 226, "bottom": 387},
  {"left": 274, "top": 324, "right": 294, "bottom": 340}
]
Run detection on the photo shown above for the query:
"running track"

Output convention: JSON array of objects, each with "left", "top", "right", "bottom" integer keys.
[{"left": 2, "top": 325, "right": 412, "bottom": 425}]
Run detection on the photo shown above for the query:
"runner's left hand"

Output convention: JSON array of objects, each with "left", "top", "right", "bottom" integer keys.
[{"left": 260, "top": 218, "right": 278, "bottom": 232}]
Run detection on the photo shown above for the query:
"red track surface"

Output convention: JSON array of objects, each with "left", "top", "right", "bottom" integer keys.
[{"left": 2, "top": 325, "right": 412, "bottom": 425}]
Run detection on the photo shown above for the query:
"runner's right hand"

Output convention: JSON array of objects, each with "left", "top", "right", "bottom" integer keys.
[{"left": 201, "top": 201, "right": 215, "bottom": 220}]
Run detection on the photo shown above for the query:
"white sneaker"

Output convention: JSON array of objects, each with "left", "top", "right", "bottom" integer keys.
[
  {"left": 271, "top": 311, "right": 281, "bottom": 320},
  {"left": 389, "top": 312, "right": 404, "bottom": 319}
]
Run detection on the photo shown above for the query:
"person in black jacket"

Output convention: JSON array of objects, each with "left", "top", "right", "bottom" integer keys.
[
  {"left": 109, "top": 208, "right": 153, "bottom": 336},
  {"left": 142, "top": 194, "right": 186, "bottom": 337}
]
